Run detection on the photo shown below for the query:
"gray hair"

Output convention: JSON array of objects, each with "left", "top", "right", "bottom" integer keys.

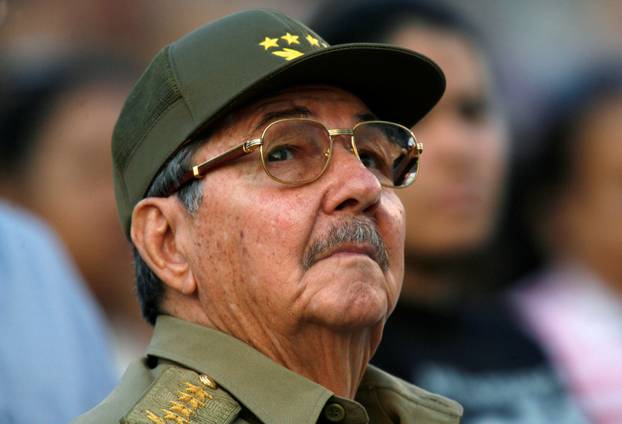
[{"left": 133, "top": 139, "right": 204, "bottom": 325}]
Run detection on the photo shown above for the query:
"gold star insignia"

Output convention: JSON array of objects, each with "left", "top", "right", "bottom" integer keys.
[
  {"left": 305, "top": 34, "right": 320, "bottom": 47},
  {"left": 281, "top": 32, "right": 300, "bottom": 45},
  {"left": 272, "top": 48, "right": 304, "bottom": 61},
  {"left": 259, "top": 36, "right": 279, "bottom": 50}
]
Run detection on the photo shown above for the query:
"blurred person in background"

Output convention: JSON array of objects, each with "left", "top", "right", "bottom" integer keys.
[
  {"left": 0, "top": 0, "right": 159, "bottom": 62},
  {"left": 509, "top": 63, "right": 622, "bottom": 424},
  {"left": 0, "top": 201, "right": 116, "bottom": 423},
  {"left": 0, "top": 53, "right": 151, "bottom": 374},
  {"left": 310, "top": 1, "right": 586, "bottom": 422}
]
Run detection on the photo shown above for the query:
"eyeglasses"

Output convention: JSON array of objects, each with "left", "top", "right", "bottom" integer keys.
[{"left": 167, "top": 118, "right": 423, "bottom": 195}]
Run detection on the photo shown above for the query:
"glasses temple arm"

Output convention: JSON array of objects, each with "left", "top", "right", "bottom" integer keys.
[{"left": 164, "top": 140, "right": 257, "bottom": 196}]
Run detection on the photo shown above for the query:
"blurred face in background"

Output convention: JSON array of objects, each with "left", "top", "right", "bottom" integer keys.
[
  {"left": 550, "top": 95, "right": 622, "bottom": 292},
  {"left": 20, "top": 82, "right": 135, "bottom": 313},
  {"left": 389, "top": 25, "right": 508, "bottom": 257}
]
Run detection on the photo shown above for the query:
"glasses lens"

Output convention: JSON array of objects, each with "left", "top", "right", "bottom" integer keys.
[
  {"left": 353, "top": 122, "right": 419, "bottom": 187},
  {"left": 261, "top": 119, "right": 331, "bottom": 185}
]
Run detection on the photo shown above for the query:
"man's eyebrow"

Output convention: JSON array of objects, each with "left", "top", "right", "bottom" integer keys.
[
  {"left": 254, "top": 106, "right": 313, "bottom": 131},
  {"left": 357, "top": 112, "right": 378, "bottom": 122}
]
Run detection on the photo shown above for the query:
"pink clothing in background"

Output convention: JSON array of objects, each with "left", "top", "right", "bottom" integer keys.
[{"left": 512, "top": 264, "right": 622, "bottom": 424}]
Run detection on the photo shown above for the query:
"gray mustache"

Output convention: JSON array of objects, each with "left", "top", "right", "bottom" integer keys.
[{"left": 302, "top": 218, "right": 389, "bottom": 271}]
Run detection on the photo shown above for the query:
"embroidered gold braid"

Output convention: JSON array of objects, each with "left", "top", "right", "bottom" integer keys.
[{"left": 144, "top": 380, "right": 214, "bottom": 423}]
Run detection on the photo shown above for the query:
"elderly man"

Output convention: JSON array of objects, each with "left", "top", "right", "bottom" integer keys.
[{"left": 75, "top": 9, "right": 462, "bottom": 424}]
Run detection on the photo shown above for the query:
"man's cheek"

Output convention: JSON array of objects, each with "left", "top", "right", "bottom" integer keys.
[
  {"left": 382, "top": 199, "right": 406, "bottom": 241},
  {"left": 257, "top": 194, "right": 313, "bottom": 234}
]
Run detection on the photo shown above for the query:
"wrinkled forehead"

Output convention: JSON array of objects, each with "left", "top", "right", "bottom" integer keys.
[
  {"left": 253, "top": 84, "right": 369, "bottom": 110},
  {"left": 221, "top": 85, "right": 373, "bottom": 137}
]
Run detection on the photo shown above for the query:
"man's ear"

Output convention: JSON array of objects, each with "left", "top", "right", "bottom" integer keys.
[{"left": 131, "top": 197, "right": 197, "bottom": 296}]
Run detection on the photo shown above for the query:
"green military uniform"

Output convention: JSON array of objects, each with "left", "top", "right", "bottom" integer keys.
[{"left": 75, "top": 316, "right": 462, "bottom": 423}]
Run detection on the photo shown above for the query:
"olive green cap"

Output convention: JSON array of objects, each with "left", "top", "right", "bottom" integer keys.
[{"left": 112, "top": 9, "right": 445, "bottom": 237}]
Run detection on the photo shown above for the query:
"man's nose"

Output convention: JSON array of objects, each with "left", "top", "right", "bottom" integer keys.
[{"left": 320, "top": 138, "right": 382, "bottom": 215}]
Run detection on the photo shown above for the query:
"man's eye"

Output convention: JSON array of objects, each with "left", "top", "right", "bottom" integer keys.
[
  {"left": 359, "top": 151, "right": 382, "bottom": 170},
  {"left": 267, "top": 145, "right": 296, "bottom": 162}
]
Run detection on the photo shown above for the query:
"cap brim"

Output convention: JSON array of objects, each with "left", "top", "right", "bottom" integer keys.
[{"left": 193, "top": 43, "right": 445, "bottom": 137}]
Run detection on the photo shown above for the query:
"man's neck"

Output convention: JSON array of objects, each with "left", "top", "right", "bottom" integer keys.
[
  {"left": 260, "top": 323, "right": 382, "bottom": 398},
  {"left": 174, "top": 299, "right": 381, "bottom": 399}
]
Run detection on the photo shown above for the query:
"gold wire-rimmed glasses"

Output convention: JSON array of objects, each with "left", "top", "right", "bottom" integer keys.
[{"left": 167, "top": 118, "right": 423, "bottom": 195}]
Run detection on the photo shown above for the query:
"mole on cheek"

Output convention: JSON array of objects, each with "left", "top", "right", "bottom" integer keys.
[{"left": 240, "top": 230, "right": 250, "bottom": 257}]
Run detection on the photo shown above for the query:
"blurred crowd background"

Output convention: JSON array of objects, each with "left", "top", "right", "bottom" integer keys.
[
  {"left": 2, "top": 0, "right": 621, "bottom": 139},
  {"left": 1, "top": 0, "right": 621, "bottom": 423}
]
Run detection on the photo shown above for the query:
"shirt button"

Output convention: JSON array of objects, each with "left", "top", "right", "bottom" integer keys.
[
  {"left": 324, "top": 402, "right": 346, "bottom": 422},
  {"left": 199, "top": 374, "right": 218, "bottom": 389}
]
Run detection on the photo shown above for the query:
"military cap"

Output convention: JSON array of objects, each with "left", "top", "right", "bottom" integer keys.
[{"left": 112, "top": 8, "right": 445, "bottom": 236}]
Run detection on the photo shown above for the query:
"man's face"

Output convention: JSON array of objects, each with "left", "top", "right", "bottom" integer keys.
[
  {"left": 390, "top": 26, "right": 508, "bottom": 256},
  {"left": 180, "top": 86, "right": 405, "bottom": 338}
]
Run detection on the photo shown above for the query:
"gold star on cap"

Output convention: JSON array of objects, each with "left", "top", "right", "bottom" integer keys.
[
  {"left": 305, "top": 34, "right": 320, "bottom": 47},
  {"left": 281, "top": 32, "right": 300, "bottom": 45},
  {"left": 259, "top": 36, "right": 279, "bottom": 50}
]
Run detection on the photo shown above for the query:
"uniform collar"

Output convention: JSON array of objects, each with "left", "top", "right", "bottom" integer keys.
[{"left": 147, "top": 315, "right": 369, "bottom": 424}]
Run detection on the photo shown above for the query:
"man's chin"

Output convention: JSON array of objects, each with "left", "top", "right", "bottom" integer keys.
[
  {"left": 304, "top": 284, "right": 390, "bottom": 332},
  {"left": 308, "top": 313, "right": 386, "bottom": 334}
]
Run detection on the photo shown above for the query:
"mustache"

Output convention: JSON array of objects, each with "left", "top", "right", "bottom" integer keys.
[{"left": 302, "top": 218, "right": 389, "bottom": 271}]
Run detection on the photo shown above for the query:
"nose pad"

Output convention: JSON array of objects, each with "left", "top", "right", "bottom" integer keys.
[
  {"left": 328, "top": 135, "right": 378, "bottom": 182},
  {"left": 331, "top": 135, "right": 358, "bottom": 159},
  {"left": 322, "top": 133, "right": 378, "bottom": 188}
]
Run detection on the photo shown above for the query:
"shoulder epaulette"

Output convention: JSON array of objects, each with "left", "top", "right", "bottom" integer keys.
[{"left": 121, "top": 366, "right": 241, "bottom": 424}]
